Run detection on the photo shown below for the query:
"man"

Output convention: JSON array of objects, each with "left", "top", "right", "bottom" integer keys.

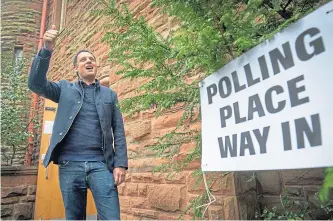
[{"left": 28, "top": 25, "right": 128, "bottom": 220}]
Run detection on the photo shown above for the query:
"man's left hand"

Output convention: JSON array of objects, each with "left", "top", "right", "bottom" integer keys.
[{"left": 113, "top": 167, "right": 126, "bottom": 186}]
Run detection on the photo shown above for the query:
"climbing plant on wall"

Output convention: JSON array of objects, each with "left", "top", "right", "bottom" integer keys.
[{"left": 94, "top": 0, "right": 331, "bottom": 218}]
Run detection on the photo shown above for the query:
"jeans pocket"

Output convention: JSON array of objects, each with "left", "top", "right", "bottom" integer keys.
[{"left": 59, "top": 160, "right": 70, "bottom": 168}]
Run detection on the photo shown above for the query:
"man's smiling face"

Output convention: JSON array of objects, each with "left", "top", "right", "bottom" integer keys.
[{"left": 75, "top": 51, "right": 97, "bottom": 81}]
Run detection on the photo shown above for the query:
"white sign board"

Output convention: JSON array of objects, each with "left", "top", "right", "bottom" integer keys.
[
  {"left": 43, "top": 121, "right": 54, "bottom": 134},
  {"left": 200, "top": 2, "right": 333, "bottom": 171}
]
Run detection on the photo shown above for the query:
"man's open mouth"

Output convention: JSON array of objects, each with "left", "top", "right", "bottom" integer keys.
[{"left": 86, "top": 65, "right": 93, "bottom": 70}]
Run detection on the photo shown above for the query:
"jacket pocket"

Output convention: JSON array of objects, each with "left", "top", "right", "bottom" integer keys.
[{"left": 59, "top": 160, "right": 70, "bottom": 168}]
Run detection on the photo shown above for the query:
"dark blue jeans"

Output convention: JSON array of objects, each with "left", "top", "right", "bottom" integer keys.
[{"left": 58, "top": 161, "right": 120, "bottom": 220}]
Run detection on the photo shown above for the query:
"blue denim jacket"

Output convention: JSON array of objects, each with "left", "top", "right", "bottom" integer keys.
[{"left": 28, "top": 49, "right": 128, "bottom": 171}]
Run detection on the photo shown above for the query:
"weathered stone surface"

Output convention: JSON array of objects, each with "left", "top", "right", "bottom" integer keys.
[
  {"left": 1, "top": 216, "right": 13, "bottom": 220},
  {"left": 127, "top": 120, "right": 151, "bottom": 139},
  {"left": 118, "top": 183, "right": 126, "bottom": 196},
  {"left": 1, "top": 186, "right": 28, "bottom": 198},
  {"left": 180, "top": 184, "right": 187, "bottom": 211},
  {"left": 119, "top": 197, "right": 131, "bottom": 213},
  {"left": 132, "top": 208, "right": 158, "bottom": 219},
  {"left": 208, "top": 205, "right": 224, "bottom": 220},
  {"left": 256, "top": 171, "right": 282, "bottom": 195},
  {"left": 258, "top": 195, "right": 284, "bottom": 212},
  {"left": 125, "top": 173, "right": 131, "bottom": 182},
  {"left": 19, "top": 195, "right": 36, "bottom": 202},
  {"left": 152, "top": 111, "right": 184, "bottom": 130},
  {"left": 281, "top": 169, "right": 324, "bottom": 185},
  {"left": 131, "top": 173, "right": 165, "bottom": 183},
  {"left": 121, "top": 213, "right": 140, "bottom": 220},
  {"left": 141, "top": 109, "right": 156, "bottom": 120},
  {"left": 215, "top": 196, "right": 224, "bottom": 205},
  {"left": 187, "top": 172, "right": 235, "bottom": 194},
  {"left": 27, "top": 185, "right": 36, "bottom": 195},
  {"left": 1, "top": 196, "right": 20, "bottom": 205},
  {"left": 215, "top": 172, "right": 236, "bottom": 195},
  {"left": 123, "top": 112, "right": 140, "bottom": 122},
  {"left": 285, "top": 185, "right": 304, "bottom": 197},
  {"left": 179, "top": 142, "right": 196, "bottom": 154},
  {"left": 114, "top": 77, "right": 148, "bottom": 97},
  {"left": 12, "top": 203, "right": 33, "bottom": 220},
  {"left": 126, "top": 183, "right": 138, "bottom": 196},
  {"left": 158, "top": 212, "right": 189, "bottom": 220},
  {"left": 129, "top": 158, "right": 169, "bottom": 172},
  {"left": 130, "top": 197, "right": 148, "bottom": 209},
  {"left": 184, "top": 158, "right": 201, "bottom": 170},
  {"left": 138, "top": 184, "right": 148, "bottom": 197},
  {"left": 148, "top": 185, "right": 182, "bottom": 212},
  {"left": 223, "top": 196, "right": 238, "bottom": 220},
  {"left": 1, "top": 168, "right": 37, "bottom": 187},
  {"left": 1, "top": 0, "right": 41, "bottom": 60},
  {"left": 234, "top": 172, "right": 256, "bottom": 194},
  {"left": 165, "top": 173, "right": 187, "bottom": 184},
  {"left": 186, "top": 173, "right": 205, "bottom": 193},
  {"left": 1, "top": 205, "right": 13, "bottom": 217},
  {"left": 238, "top": 191, "right": 258, "bottom": 220}
]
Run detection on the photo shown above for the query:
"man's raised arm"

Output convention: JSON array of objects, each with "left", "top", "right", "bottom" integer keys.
[{"left": 28, "top": 25, "right": 61, "bottom": 103}]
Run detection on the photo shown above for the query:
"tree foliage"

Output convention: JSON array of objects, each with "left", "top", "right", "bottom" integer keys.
[{"left": 0, "top": 54, "right": 34, "bottom": 165}]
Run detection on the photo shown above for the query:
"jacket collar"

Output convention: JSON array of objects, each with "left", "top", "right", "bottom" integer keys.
[
  {"left": 77, "top": 79, "right": 100, "bottom": 87},
  {"left": 74, "top": 79, "right": 100, "bottom": 94}
]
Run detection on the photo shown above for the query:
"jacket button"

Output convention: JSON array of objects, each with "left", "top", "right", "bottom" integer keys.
[
  {"left": 59, "top": 132, "right": 63, "bottom": 136},
  {"left": 78, "top": 101, "right": 81, "bottom": 104},
  {"left": 69, "top": 116, "right": 73, "bottom": 119}
]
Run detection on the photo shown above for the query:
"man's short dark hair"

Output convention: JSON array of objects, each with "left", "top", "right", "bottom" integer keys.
[{"left": 73, "top": 50, "right": 95, "bottom": 67}]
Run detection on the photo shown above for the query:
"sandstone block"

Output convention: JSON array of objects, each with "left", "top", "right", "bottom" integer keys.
[
  {"left": 118, "top": 183, "right": 126, "bottom": 196},
  {"left": 148, "top": 185, "right": 182, "bottom": 212},
  {"left": 138, "top": 184, "right": 148, "bottom": 197},
  {"left": 12, "top": 203, "right": 33, "bottom": 220},
  {"left": 141, "top": 109, "right": 156, "bottom": 120},
  {"left": 121, "top": 213, "right": 140, "bottom": 220},
  {"left": 234, "top": 172, "right": 256, "bottom": 194},
  {"left": 130, "top": 197, "right": 147, "bottom": 209},
  {"left": 1, "top": 186, "right": 28, "bottom": 198},
  {"left": 208, "top": 205, "right": 224, "bottom": 220},
  {"left": 223, "top": 196, "right": 238, "bottom": 220},
  {"left": 165, "top": 173, "right": 187, "bottom": 184},
  {"left": 186, "top": 173, "right": 205, "bottom": 193},
  {"left": 216, "top": 172, "right": 236, "bottom": 195},
  {"left": 131, "top": 173, "right": 164, "bottom": 183},
  {"left": 1, "top": 196, "right": 19, "bottom": 205},
  {"left": 127, "top": 120, "right": 151, "bottom": 139},
  {"left": 27, "top": 185, "right": 36, "bottom": 195},
  {"left": 1, "top": 205, "right": 13, "bottom": 217},
  {"left": 120, "top": 197, "right": 131, "bottom": 213},
  {"left": 285, "top": 185, "right": 304, "bottom": 197},
  {"left": 258, "top": 195, "right": 284, "bottom": 212},
  {"left": 126, "top": 183, "right": 138, "bottom": 196},
  {"left": 132, "top": 208, "right": 158, "bottom": 219},
  {"left": 281, "top": 169, "right": 324, "bottom": 185},
  {"left": 179, "top": 142, "right": 196, "bottom": 154},
  {"left": 256, "top": 171, "right": 282, "bottom": 195},
  {"left": 19, "top": 195, "right": 36, "bottom": 202},
  {"left": 152, "top": 111, "right": 184, "bottom": 130},
  {"left": 129, "top": 158, "right": 169, "bottom": 172},
  {"left": 238, "top": 191, "right": 258, "bottom": 220},
  {"left": 158, "top": 212, "right": 184, "bottom": 220}
]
